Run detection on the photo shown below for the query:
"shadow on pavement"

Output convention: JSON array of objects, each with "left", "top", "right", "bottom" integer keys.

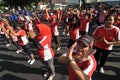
[
  {"left": 0, "top": 61, "right": 45, "bottom": 75},
  {"left": 0, "top": 74, "right": 26, "bottom": 80},
  {"left": 0, "top": 54, "right": 26, "bottom": 61},
  {"left": 92, "top": 65, "right": 120, "bottom": 80},
  {"left": 107, "top": 56, "right": 120, "bottom": 62}
]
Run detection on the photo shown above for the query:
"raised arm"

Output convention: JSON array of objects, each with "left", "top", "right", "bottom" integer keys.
[
  {"left": 5, "top": 21, "right": 20, "bottom": 36},
  {"left": 68, "top": 42, "right": 89, "bottom": 80}
]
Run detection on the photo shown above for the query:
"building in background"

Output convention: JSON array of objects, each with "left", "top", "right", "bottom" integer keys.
[
  {"left": 46, "top": 0, "right": 119, "bottom": 9},
  {"left": 49, "top": 0, "right": 82, "bottom": 7},
  {"left": 50, "top": 0, "right": 66, "bottom": 4}
]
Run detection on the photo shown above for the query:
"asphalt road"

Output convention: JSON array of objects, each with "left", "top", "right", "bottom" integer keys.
[{"left": 0, "top": 27, "right": 120, "bottom": 80}]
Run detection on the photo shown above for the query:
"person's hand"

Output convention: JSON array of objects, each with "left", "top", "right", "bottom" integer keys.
[
  {"left": 4, "top": 19, "right": 8, "bottom": 24},
  {"left": 67, "top": 42, "right": 77, "bottom": 60},
  {"left": 6, "top": 24, "right": 12, "bottom": 31},
  {"left": 0, "top": 25, "right": 4, "bottom": 28},
  {"left": 103, "top": 37, "right": 111, "bottom": 45},
  {"left": 2, "top": 18, "right": 7, "bottom": 21}
]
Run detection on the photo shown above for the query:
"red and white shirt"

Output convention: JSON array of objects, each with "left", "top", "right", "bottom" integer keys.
[
  {"left": 68, "top": 55, "right": 96, "bottom": 80},
  {"left": 35, "top": 23, "right": 54, "bottom": 61},
  {"left": 79, "top": 19, "right": 91, "bottom": 33},
  {"left": 69, "top": 25, "right": 80, "bottom": 40},
  {"left": 62, "top": 52, "right": 96, "bottom": 80},
  {"left": 49, "top": 20, "right": 59, "bottom": 36},
  {"left": 17, "top": 30, "right": 29, "bottom": 46},
  {"left": 93, "top": 25, "right": 120, "bottom": 50}
]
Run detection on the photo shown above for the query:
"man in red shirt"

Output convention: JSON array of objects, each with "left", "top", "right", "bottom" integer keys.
[
  {"left": 33, "top": 23, "right": 55, "bottom": 80},
  {"left": 58, "top": 35, "right": 97, "bottom": 80}
]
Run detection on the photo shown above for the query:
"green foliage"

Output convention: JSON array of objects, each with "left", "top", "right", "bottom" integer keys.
[{"left": 0, "top": 6, "right": 4, "bottom": 12}]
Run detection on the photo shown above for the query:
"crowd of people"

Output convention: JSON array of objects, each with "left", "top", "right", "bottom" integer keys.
[{"left": 0, "top": 2, "right": 120, "bottom": 80}]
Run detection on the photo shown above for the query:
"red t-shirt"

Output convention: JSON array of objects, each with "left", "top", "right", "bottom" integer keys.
[
  {"left": 18, "top": 30, "right": 29, "bottom": 46},
  {"left": 49, "top": 20, "right": 59, "bottom": 36},
  {"left": 68, "top": 55, "right": 96, "bottom": 80},
  {"left": 93, "top": 25, "right": 120, "bottom": 50},
  {"left": 79, "top": 19, "right": 91, "bottom": 33},
  {"left": 69, "top": 26, "right": 80, "bottom": 40},
  {"left": 35, "top": 23, "right": 52, "bottom": 47},
  {"left": 35, "top": 23, "right": 54, "bottom": 61}
]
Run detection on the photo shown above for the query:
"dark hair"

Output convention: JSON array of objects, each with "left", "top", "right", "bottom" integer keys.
[
  {"left": 71, "top": 14, "right": 81, "bottom": 28},
  {"left": 84, "top": 13, "right": 91, "bottom": 18},
  {"left": 104, "top": 14, "right": 115, "bottom": 23},
  {"left": 16, "top": 23, "right": 25, "bottom": 29}
]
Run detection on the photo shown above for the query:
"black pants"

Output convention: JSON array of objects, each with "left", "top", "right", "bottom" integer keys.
[
  {"left": 1, "top": 34, "right": 11, "bottom": 43},
  {"left": 12, "top": 41, "right": 22, "bottom": 50},
  {"left": 53, "top": 35, "right": 60, "bottom": 48},
  {"left": 22, "top": 43, "right": 33, "bottom": 55},
  {"left": 94, "top": 46, "right": 111, "bottom": 67}
]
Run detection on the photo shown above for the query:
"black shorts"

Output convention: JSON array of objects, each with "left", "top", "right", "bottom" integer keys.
[{"left": 22, "top": 43, "right": 33, "bottom": 55}]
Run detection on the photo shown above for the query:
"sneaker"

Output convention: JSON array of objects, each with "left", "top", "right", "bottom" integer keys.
[
  {"left": 67, "top": 33, "right": 69, "bottom": 36},
  {"left": 43, "top": 72, "right": 49, "bottom": 78},
  {"left": 29, "top": 59, "right": 35, "bottom": 65},
  {"left": 16, "top": 49, "right": 23, "bottom": 54},
  {"left": 27, "top": 59, "right": 31, "bottom": 63},
  {"left": 18, "top": 49, "right": 23, "bottom": 53},
  {"left": 62, "top": 32, "right": 65, "bottom": 34},
  {"left": 56, "top": 47, "right": 60, "bottom": 51},
  {"left": 99, "top": 67, "right": 104, "bottom": 74},
  {"left": 47, "top": 74, "right": 55, "bottom": 80},
  {"left": 16, "top": 50, "right": 20, "bottom": 54},
  {"left": 6, "top": 43, "right": 11, "bottom": 47}
]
